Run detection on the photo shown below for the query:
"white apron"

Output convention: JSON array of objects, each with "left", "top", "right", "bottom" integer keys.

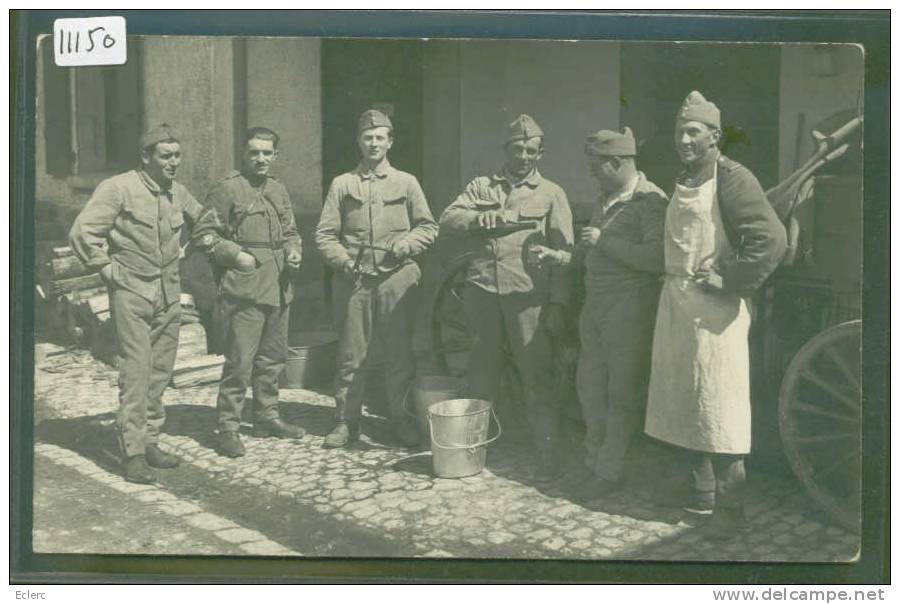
[{"left": 644, "top": 167, "right": 752, "bottom": 454}]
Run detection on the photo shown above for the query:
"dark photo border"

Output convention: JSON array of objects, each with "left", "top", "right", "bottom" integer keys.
[{"left": 10, "top": 9, "right": 890, "bottom": 584}]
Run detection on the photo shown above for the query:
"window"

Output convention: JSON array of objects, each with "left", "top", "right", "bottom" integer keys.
[{"left": 41, "top": 37, "right": 142, "bottom": 177}]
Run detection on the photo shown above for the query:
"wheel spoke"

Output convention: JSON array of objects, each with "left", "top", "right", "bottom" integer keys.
[
  {"left": 812, "top": 450, "right": 859, "bottom": 481},
  {"left": 824, "top": 344, "right": 861, "bottom": 394},
  {"left": 800, "top": 369, "right": 860, "bottom": 412},
  {"left": 793, "top": 431, "right": 858, "bottom": 445},
  {"left": 792, "top": 399, "right": 859, "bottom": 425},
  {"left": 439, "top": 314, "right": 468, "bottom": 332}
]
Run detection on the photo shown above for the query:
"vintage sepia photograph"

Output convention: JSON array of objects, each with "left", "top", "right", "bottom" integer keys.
[{"left": 21, "top": 16, "right": 877, "bottom": 573}]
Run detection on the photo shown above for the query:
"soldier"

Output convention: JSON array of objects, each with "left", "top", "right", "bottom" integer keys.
[
  {"left": 563, "top": 127, "right": 668, "bottom": 499},
  {"left": 193, "top": 127, "right": 306, "bottom": 458},
  {"left": 315, "top": 109, "right": 438, "bottom": 448},
  {"left": 439, "top": 114, "right": 574, "bottom": 476},
  {"left": 69, "top": 123, "right": 207, "bottom": 484},
  {"left": 645, "top": 91, "right": 786, "bottom": 538}
]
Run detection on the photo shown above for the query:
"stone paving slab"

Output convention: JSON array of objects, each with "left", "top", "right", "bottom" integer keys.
[{"left": 33, "top": 343, "right": 860, "bottom": 561}]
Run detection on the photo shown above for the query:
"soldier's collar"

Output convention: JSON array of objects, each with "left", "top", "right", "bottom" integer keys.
[
  {"left": 679, "top": 148, "right": 719, "bottom": 185},
  {"left": 492, "top": 167, "right": 542, "bottom": 188},
  {"left": 356, "top": 159, "right": 392, "bottom": 181},
  {"left": 138, "top": 169, "right": 172, "bottom": 195}
]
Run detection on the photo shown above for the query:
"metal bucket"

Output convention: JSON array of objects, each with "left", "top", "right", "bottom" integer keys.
[
  {"left": 279, "top": 329, "right": 337, "bottom": 389},
  {"left": 407, "top": 375, "right": 466, "bottom": 445},
  {"left": 428, "top": 398, "right": 501, "bottom": 479}
]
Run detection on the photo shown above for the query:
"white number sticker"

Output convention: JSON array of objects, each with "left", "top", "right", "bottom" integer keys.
[{"left": 53, "top": 16, "right": 126, "bottom": 67}]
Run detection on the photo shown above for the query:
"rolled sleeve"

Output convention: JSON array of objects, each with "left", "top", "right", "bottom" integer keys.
[{"left": 193, "top": 183, "right": 240, "bottom": 267}]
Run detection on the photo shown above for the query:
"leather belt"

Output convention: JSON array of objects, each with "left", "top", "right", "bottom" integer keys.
[{"left": 238, "top": 240, "right": 284, "bottom": 250}]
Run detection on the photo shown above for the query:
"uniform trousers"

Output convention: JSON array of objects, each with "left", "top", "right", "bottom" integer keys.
[
  {"left": 109, "top": 285, "right": 181, "bottom": 457},
  {"left": 217, "top": 297, "right": 289, "bottom": 432},
  {"left": 462, "top": 284, "right": 559, "bottom": 450},
  {"left": 575, "top": 283, "right": 658, "bottom": 482},
  {"left": 332, "top": 263, "right": 420, "bottom": 423}
]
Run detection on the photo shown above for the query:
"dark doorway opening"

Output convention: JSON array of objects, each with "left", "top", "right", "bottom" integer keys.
[
  {"left": 321, "top": 39, "right": 425, "bottom": 190},
  {"left": 620, "top": 42, "right": 781, "bottom": 194}
]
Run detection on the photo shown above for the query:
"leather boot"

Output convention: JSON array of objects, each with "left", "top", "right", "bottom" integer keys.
[
  {"left": 392, "top": 418, "right": 421, "bottom": 449},
  {"left": 323, "top": 422, "right": 359, "bottom": 449},
  {"left": 145, "top": 443, "right": 181, "bottom": 469},
  {"left": 217, "top": 431, "right": 246, "bottom": 458},
  {"left": 252, "top": 418, "right": 306, "bottom": 439},
  {"left": 123, "top": 455, "right": 156, "bottom": 484},
  {"left": 702, "top": 506, "right": 748, "bottom": 541},
  {"left": 653, "top": 482, "right": 715, "bottom": 514}
]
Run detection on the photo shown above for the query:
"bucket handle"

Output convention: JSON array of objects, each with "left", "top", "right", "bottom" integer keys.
[
  {"left": 401, "top": 383, "right": 416, "bottom": 419},
  {"left": 428, "top": 405, "right": 502, "bottom": 454}
]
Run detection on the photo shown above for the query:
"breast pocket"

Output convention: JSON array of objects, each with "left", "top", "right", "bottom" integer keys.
[
  {"left": 518, "top": 198, "right": 551, "bottom": 229},
  {"left": 341, "top": 193, "right": 367, "bottom": 232},
  {"left": 119, "top": 201, "right": 157, "bottom": 246},
  {"left": 166, "top": 211, "right": 185, "bottom": 242},
  {"left": 382, "top": 196, "right": 410, "bottom": 231},
  {"left": 233, "top": 206, "right": 268, "bottom": 241}
]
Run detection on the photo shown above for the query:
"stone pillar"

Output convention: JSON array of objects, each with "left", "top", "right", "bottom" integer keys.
[
  {"left": 245, "top": 38, "right": 322, "bottom": 214},
  {"left": 140, "top": 37, "right": 236, "bottom": 199},
  {"left": 245, "top": 38, "right": 326, "bottom": 332}
]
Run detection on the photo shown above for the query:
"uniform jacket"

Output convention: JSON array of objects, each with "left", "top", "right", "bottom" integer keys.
[
  {"left": 315, "top": 160, "right": 438, "bottom": 276},
  {"left": 439, "top": 169, "right": 574, "bottom": 305},
  {"left": 68, "top": 169, "right": 206, "bottom": 305},
  {"left": 680, "top": 153, "right": 788, "bottom": 297},
  {"left": 583, "top": 171, "right": 668, "bottom": 299},
  {"left": 192, "top": 171, "right": 302, "bottom": 307}
]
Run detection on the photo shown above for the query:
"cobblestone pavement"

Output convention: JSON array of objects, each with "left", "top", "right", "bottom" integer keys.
[{"left": 32, "top": 343, "right": 860, "bottom": 561}]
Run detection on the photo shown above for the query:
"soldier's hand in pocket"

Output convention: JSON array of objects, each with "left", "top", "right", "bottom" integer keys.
[
  {"left": 235, "top": 251, "right": 257, "bottom": 273},
  {"left": 286, "top": 248, "right": 302, "bottom": 269}
]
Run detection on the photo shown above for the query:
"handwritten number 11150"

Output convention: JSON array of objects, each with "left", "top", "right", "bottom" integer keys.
[{"left": 58, "top": 26, "right": 116, "bottom": 55}]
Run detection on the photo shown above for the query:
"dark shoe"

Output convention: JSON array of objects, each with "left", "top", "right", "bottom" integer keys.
[
  {"left": 561, "top": 461, "right": 594, "bottom": 489},
  {"left": 145, "top": 444, "right": 181, "bottom": 469},
  {"left": 392, "top": 420, "right": 421, "bottom": 449},
  {"left": 572, "top": 476, "right": 621, "bottom": 501},
  {"left": 123, "top": 455, "right": 156, "bottom": 484},
  {"left": 653, "top": 484, "right": 715, "bottom": 514},
  {"left": 322, "top": 422, "right": 359, "bottom": 449},
  {"left": 701, "top": 507, "right": 749, "bottom": 541},
  {"left": 252, "top": 418, "right": 306, "bottom": 439},
  {"left": 217, "top": 431, "right": 246, "bottom": 458}
]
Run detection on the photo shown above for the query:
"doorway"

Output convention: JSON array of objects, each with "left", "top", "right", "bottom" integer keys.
[
  {"left": 321, "top": 39, "right": 425, "bottom": 189},
  {"left": 620, "top": 42, "right": 781, "bottom": 193}
]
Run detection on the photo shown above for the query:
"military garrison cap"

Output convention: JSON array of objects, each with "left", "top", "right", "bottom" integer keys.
[
  {"left": 139, "top": 123, "right": 180, "bottom": 149},
  {"left": 585, "top": 126, "right": 636, "bottom": 157},
  {"left": 506, "top": 114, "right": 544, "bottom": 144},
  {"left": 358, "top": 109, "right": 393, "bottom": 134},
  {"left": 677, "top": 91, "right": 721, "bottom": 129}
]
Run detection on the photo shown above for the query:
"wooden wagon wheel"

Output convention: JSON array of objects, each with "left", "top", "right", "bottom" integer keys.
[
  {"left": 430, "top": 252, "right": 478, "bottom": 378},
  {"left": 429, "top": 252, "right": 525, "bottom": 426},
  {"left": 778, "top": 319, "right": 862, "bottom": 532}
]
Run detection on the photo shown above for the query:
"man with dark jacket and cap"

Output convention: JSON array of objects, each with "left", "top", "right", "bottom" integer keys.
[
  {"left": 439, "top": 114, "right": 574, "bottom": 477},
  {"left": 557, "top": 126, "right": 668, "bottom": 499},
  {"left": 315, "top": 109, "right": 438, "bottom": 448},
  {"left": 645, "top": 91, "right": 786, "bottom": 538},
  {"left": 193, "top": 126, "right": 306, "bottom": 458},
  {"left": 69, "top": 123, "right": 209, "bottom": 483}
]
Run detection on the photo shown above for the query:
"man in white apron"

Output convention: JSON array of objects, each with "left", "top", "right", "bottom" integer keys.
[{"left": 644, "top": 91, "right": 786, "bottom": 538}]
